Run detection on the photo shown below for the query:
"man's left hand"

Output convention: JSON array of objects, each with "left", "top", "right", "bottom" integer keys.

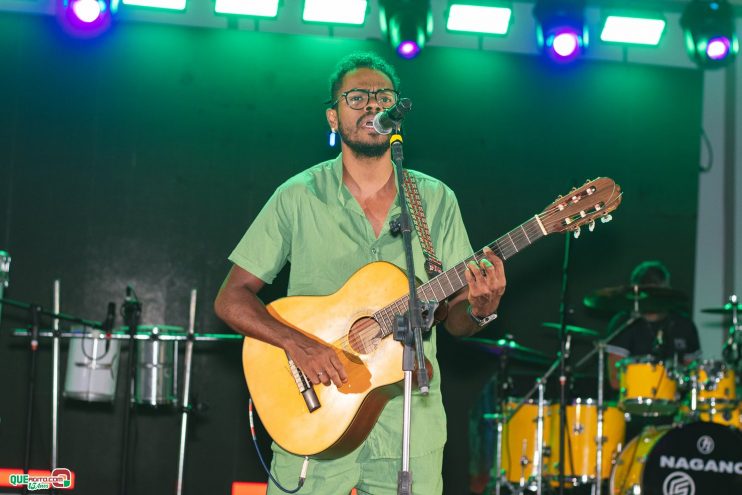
[{"left": 464, "top": 246, "right": 506, "bottom": 317}]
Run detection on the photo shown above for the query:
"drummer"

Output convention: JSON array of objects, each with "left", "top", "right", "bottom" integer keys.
[{"left": 606, "top": 260, "right": 701, "bottom": 391}]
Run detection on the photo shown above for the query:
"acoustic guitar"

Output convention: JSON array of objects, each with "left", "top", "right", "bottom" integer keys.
[{"left": 242, "top": 177, "right": 622, "bottom": 458}]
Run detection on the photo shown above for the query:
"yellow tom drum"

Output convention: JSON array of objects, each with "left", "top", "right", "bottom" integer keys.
[
  {"left": 548, "top": 399, "right": 626, "bottom": 484},
  {"left": 687, "top": 359, "right": 737, "bottom": 410},
  {"left": 502, "top": 398, "right": 552, "bottom": 485},
  {"left": 618, "top": 355, "right": 678, "bottom": 416}
]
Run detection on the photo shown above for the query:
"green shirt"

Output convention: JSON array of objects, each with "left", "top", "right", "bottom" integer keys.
[{"left": 229, "top": 153, "right": 473, "bottom": 458}]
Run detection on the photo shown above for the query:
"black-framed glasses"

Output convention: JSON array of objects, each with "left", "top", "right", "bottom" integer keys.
[{"left": 329, "top": 89, "right": 399, "bottom": 110}]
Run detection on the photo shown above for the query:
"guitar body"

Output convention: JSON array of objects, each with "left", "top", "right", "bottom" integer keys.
[{"left": 242, "top": 261, "right": 418, "bottom": 458}]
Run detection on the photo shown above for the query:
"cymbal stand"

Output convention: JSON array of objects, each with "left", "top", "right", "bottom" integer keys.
[
  {"left": 722, "top": 294, "right": 740, "bottom": 371},
  {"left": 574, "top": 315, "right": 639, "bottom": 495},
  {"left": 119, "top": 287, "right": 142, "bottom": 495},
  {"left": 176, "top": 289, "right": 197, "bottom": 495}
]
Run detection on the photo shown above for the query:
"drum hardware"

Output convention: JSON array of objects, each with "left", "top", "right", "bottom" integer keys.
[
  {"left": 583, "top": 284, "right": 689, "bottom": 314},
  {"left": 463, "top": 336, "right": 551, "bottom": 365},
  {"left": 703, "top": 294, "right": 742, "bottom": 376},
  {"left": 541, "top": 322, "right": 600, "bottom": 338}
]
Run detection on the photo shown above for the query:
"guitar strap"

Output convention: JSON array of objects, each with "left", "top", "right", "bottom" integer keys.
[{"left": 402, "top": 170, "right": 443, "bottom": 280}]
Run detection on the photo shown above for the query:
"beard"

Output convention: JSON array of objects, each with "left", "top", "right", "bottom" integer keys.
[{"left": 337, "top": 121, "right": 389, "bottom": 158}]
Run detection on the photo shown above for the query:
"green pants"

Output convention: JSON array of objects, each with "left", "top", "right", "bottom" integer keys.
[{"left": 267, "top": 444, "right": 444, "bottom": 495}]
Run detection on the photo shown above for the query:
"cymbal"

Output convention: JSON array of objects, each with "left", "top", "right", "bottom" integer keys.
[
  {"left": 701, "top": 303, "right": 742, "bottom": 314},
  {"left": 462, "top": 337, "right": 550, "bottom": 364},
  {"left": 541, "top": 322, "right": 599, "bottom": 338},
  {"left": 583, "top": 285, "right": 689, "bottom": 313}
]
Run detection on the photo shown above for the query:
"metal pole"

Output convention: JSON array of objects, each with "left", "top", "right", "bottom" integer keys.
[
  {"left": 0, "top": 251, "right": 10, "bottom": 325},
  {"left": 494, "top": 416, "right": 503, "bottom": 495},
  {"left": 176, "top": 289, "right": 197, "bottom": 495},
  {"left": 51, "top": 280, "right": 61, "bottom": 470},
  {"left": 535, "top": 380, "right": 545, "bottom": 495},
  {"left": 595, "top": 342, "right": 604, "bottom": 495}
]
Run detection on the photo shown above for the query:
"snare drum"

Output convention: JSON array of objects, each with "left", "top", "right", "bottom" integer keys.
[
  {"left": 64, "top": 328, "right": 120, "bottom": 402},
  {"left": 618, "top": 355, "right": 678, "bottom": 416},
  {"left": 548, "top": 399, "right": 626, "bottom": 483},
  {"left": 502, "top": 398, "right": 552, "bottom": 485},
  {"left": 686, "top": 359, "right": 737, "bottom": 410}
]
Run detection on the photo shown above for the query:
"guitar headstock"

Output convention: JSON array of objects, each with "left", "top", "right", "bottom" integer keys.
[{"left": 538, "top": 178, "right": 622, "bottom": 236}]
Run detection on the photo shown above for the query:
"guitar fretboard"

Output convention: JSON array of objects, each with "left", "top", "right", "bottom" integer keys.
[{"left": 374, "top": 215, "right": 547, "bottom": 335}]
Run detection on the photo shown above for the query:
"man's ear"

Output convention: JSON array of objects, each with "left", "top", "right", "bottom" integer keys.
[{"left": 326, "top": 107, "right": 338, "bottom": 131}]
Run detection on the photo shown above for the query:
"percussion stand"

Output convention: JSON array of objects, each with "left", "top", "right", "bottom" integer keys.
[
  {"left": 722, "top": 294, "right": 741, "bottom": 372},
  {"left": 556, "top": 231, "right": 574, "bottom": 495},
  {"left": 574, "top": 314, "right": 639, "bottom": 495},
  {"left": 486, "top": 346, "right": 514, "bottom": 495},
  {"left": 175, "top": 289, "right": 197, "bottom": 495},
  {"left": 119, "top": 287, "right": 142, "bottom": 495}
]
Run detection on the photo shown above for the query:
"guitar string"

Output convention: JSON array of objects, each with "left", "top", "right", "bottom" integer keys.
[
  {"left": 331, "top": 191, "right": 620, "bottom": 353},
  {"left": 337, "top": 197, "right": 619, "bottom": 352}
]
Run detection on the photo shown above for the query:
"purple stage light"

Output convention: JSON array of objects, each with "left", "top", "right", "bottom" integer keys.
[
  {"left": 396, "top": 40, "right": 421, "bottom": 59},
  {"left": 546, "top": 27, "right": 583, "bottom": 62},
  {"left": 57, "top": 0, "right": 115, "bottom": 38},
  {"left": 706, "top": 36, "right": 731, "bottom": 60}
]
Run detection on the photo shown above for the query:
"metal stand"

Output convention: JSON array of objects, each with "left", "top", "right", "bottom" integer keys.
[
  {"left": 385, "top": 110, "right": 437, "bottom": 495},
  {"left": 556, "top": 232, "right": 573, "bottom": 495},
  {"left": 176, "top": 289, "right": 198, "bottom": 495},
  {"left": 119, "top": 287, "right": 142, "bottom": 495},
  {"left": 51, "top": 280, "right": 61, "bottom": 474},
  {"left": 574, "top": 315, "right": 639, "bottom": 495},
  {"left": 0, "top": 251, "right": 10, "bottom": 325},
  {"left": 23, "top": 304, "right": 41, "bottom": 478}
]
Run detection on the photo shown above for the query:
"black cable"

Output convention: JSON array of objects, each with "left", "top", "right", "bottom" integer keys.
[{"left": 248, "top": 398, "right": 307, "bottom": 494}]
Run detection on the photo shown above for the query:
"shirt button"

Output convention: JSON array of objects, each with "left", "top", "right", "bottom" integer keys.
[{"left": 371, "top": 247, "right": 378, "bottom": 255}]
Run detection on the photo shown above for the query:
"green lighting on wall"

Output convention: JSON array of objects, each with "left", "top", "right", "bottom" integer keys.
[
  {"left": 214, "top": 0, "right": 278, "bottom": 17},
  {"left": 446, "top": 4, "right": 511, "bottom": 35},
  {"left": 600, "top": 15, "right": 665, "bottom": 46},
  {"left": 302, "top": 0, "right": 367, "bottom": 25}
]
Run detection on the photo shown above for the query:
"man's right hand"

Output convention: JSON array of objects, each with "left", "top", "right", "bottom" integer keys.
[{"left": 284, "top": 333, "right": 348, "bottom": 388}]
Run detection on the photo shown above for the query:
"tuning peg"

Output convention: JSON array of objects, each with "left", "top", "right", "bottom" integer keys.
[
  {"left": 600, "top": 214, "right": 613, "bottom": 224},
  {"left": 588, "top": 220, "right": 595, "bottom": 232},
  {"left": 573, "top": 226, "right": 581, "bottom": 239}
]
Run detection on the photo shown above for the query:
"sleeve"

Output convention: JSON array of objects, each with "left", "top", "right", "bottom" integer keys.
[
  {"left": 228, "top": 187, "right": 292, "bottom": 284},
  {"left": 437, "top": 187, "right": 474, "bottom": 269},
  {"left": 605, "top": 312, "right": 632, "bottom": 358}
]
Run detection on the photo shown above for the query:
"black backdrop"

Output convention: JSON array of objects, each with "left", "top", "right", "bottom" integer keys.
[{"left": 0, "top": 13, "right": 702, "bottom": 495}]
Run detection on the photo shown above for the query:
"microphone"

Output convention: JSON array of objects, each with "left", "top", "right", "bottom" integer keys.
[
  {"left": 372, "top": 98, "right": 412, "bottom": 135},
  {"left": 0, "top": 251, "right": 10, "bottom": 289},
  {"left": 103, "top": 302, "right": 116, "bottom": 333},
  {"left": 652, "top": 329, "right": 664, "bottom": 356}
]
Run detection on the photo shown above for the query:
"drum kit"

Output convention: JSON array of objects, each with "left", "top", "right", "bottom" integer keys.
[
  {"left": 471, "top": 289, "right": 742, "bottom": 495},
  {"left": 0, "top": 275, "right": 242, "bottom": 495}
]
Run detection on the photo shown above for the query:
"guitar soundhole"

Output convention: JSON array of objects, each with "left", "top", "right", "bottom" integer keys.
[{"left": 347, "top": 317, "right": 382, "bottom": 355}]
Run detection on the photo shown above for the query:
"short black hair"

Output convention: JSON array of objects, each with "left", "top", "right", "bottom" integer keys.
[
  {"left": 630, "top": 260, "right": 671, "bottom": 287},
  {"left": 327, "top": 51, "right": 401, "bottom": 105}
]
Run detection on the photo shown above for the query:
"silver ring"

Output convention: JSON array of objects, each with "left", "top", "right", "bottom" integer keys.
[{"left": 317, "top": 371, "right": 324, "bottom": 376}]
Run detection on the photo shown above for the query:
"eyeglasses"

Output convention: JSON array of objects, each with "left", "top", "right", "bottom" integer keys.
[{"left": 330, "top": 88, "right": 399, "bottom": 110}]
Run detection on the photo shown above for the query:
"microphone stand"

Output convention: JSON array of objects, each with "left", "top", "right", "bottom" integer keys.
[
  {"left": 0, "top": 250, "right": 10, "bottom": 325},
  {"left": 556, "top": 233, "right": 573, "bottom": 495},
  {"left": 119, "top": 288, "right": 142, "bottom": 495},
  {"left": 387, "top": 119, "right": 437, "bottom": 495}
]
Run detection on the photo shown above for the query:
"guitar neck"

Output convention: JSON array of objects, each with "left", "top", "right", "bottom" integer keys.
[{"left": 376, "top": 215, "right": 547, "bottom": 336}]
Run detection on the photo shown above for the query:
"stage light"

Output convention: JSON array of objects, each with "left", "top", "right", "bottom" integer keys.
[
  {"left": 600, "top": 15, "right": 666, "bottom": 46},
  {"left": 57, "top": 0, "right": 117, "bottom": 37},
  {"left": 379, "top": 0, "right": 432, "bottom": 59},
  {"left": 215, "top": 0, "right": 279, "bottom": 17},
  {"left": 533, "top": 0, "right": 587, "bottom": 63},
  {"left": 681, "top": 0, "right": 739, "bottom": 68},
  {"left": 446, "top": 3, "right": 512, "bottom": 35},
  {"left": 303, "top": 0, "right": 367, "bottom": 25}
]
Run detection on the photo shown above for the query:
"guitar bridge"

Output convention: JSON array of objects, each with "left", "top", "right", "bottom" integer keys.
[{"left": 287, "top": 354, "right": 321, "bottom": 413}]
